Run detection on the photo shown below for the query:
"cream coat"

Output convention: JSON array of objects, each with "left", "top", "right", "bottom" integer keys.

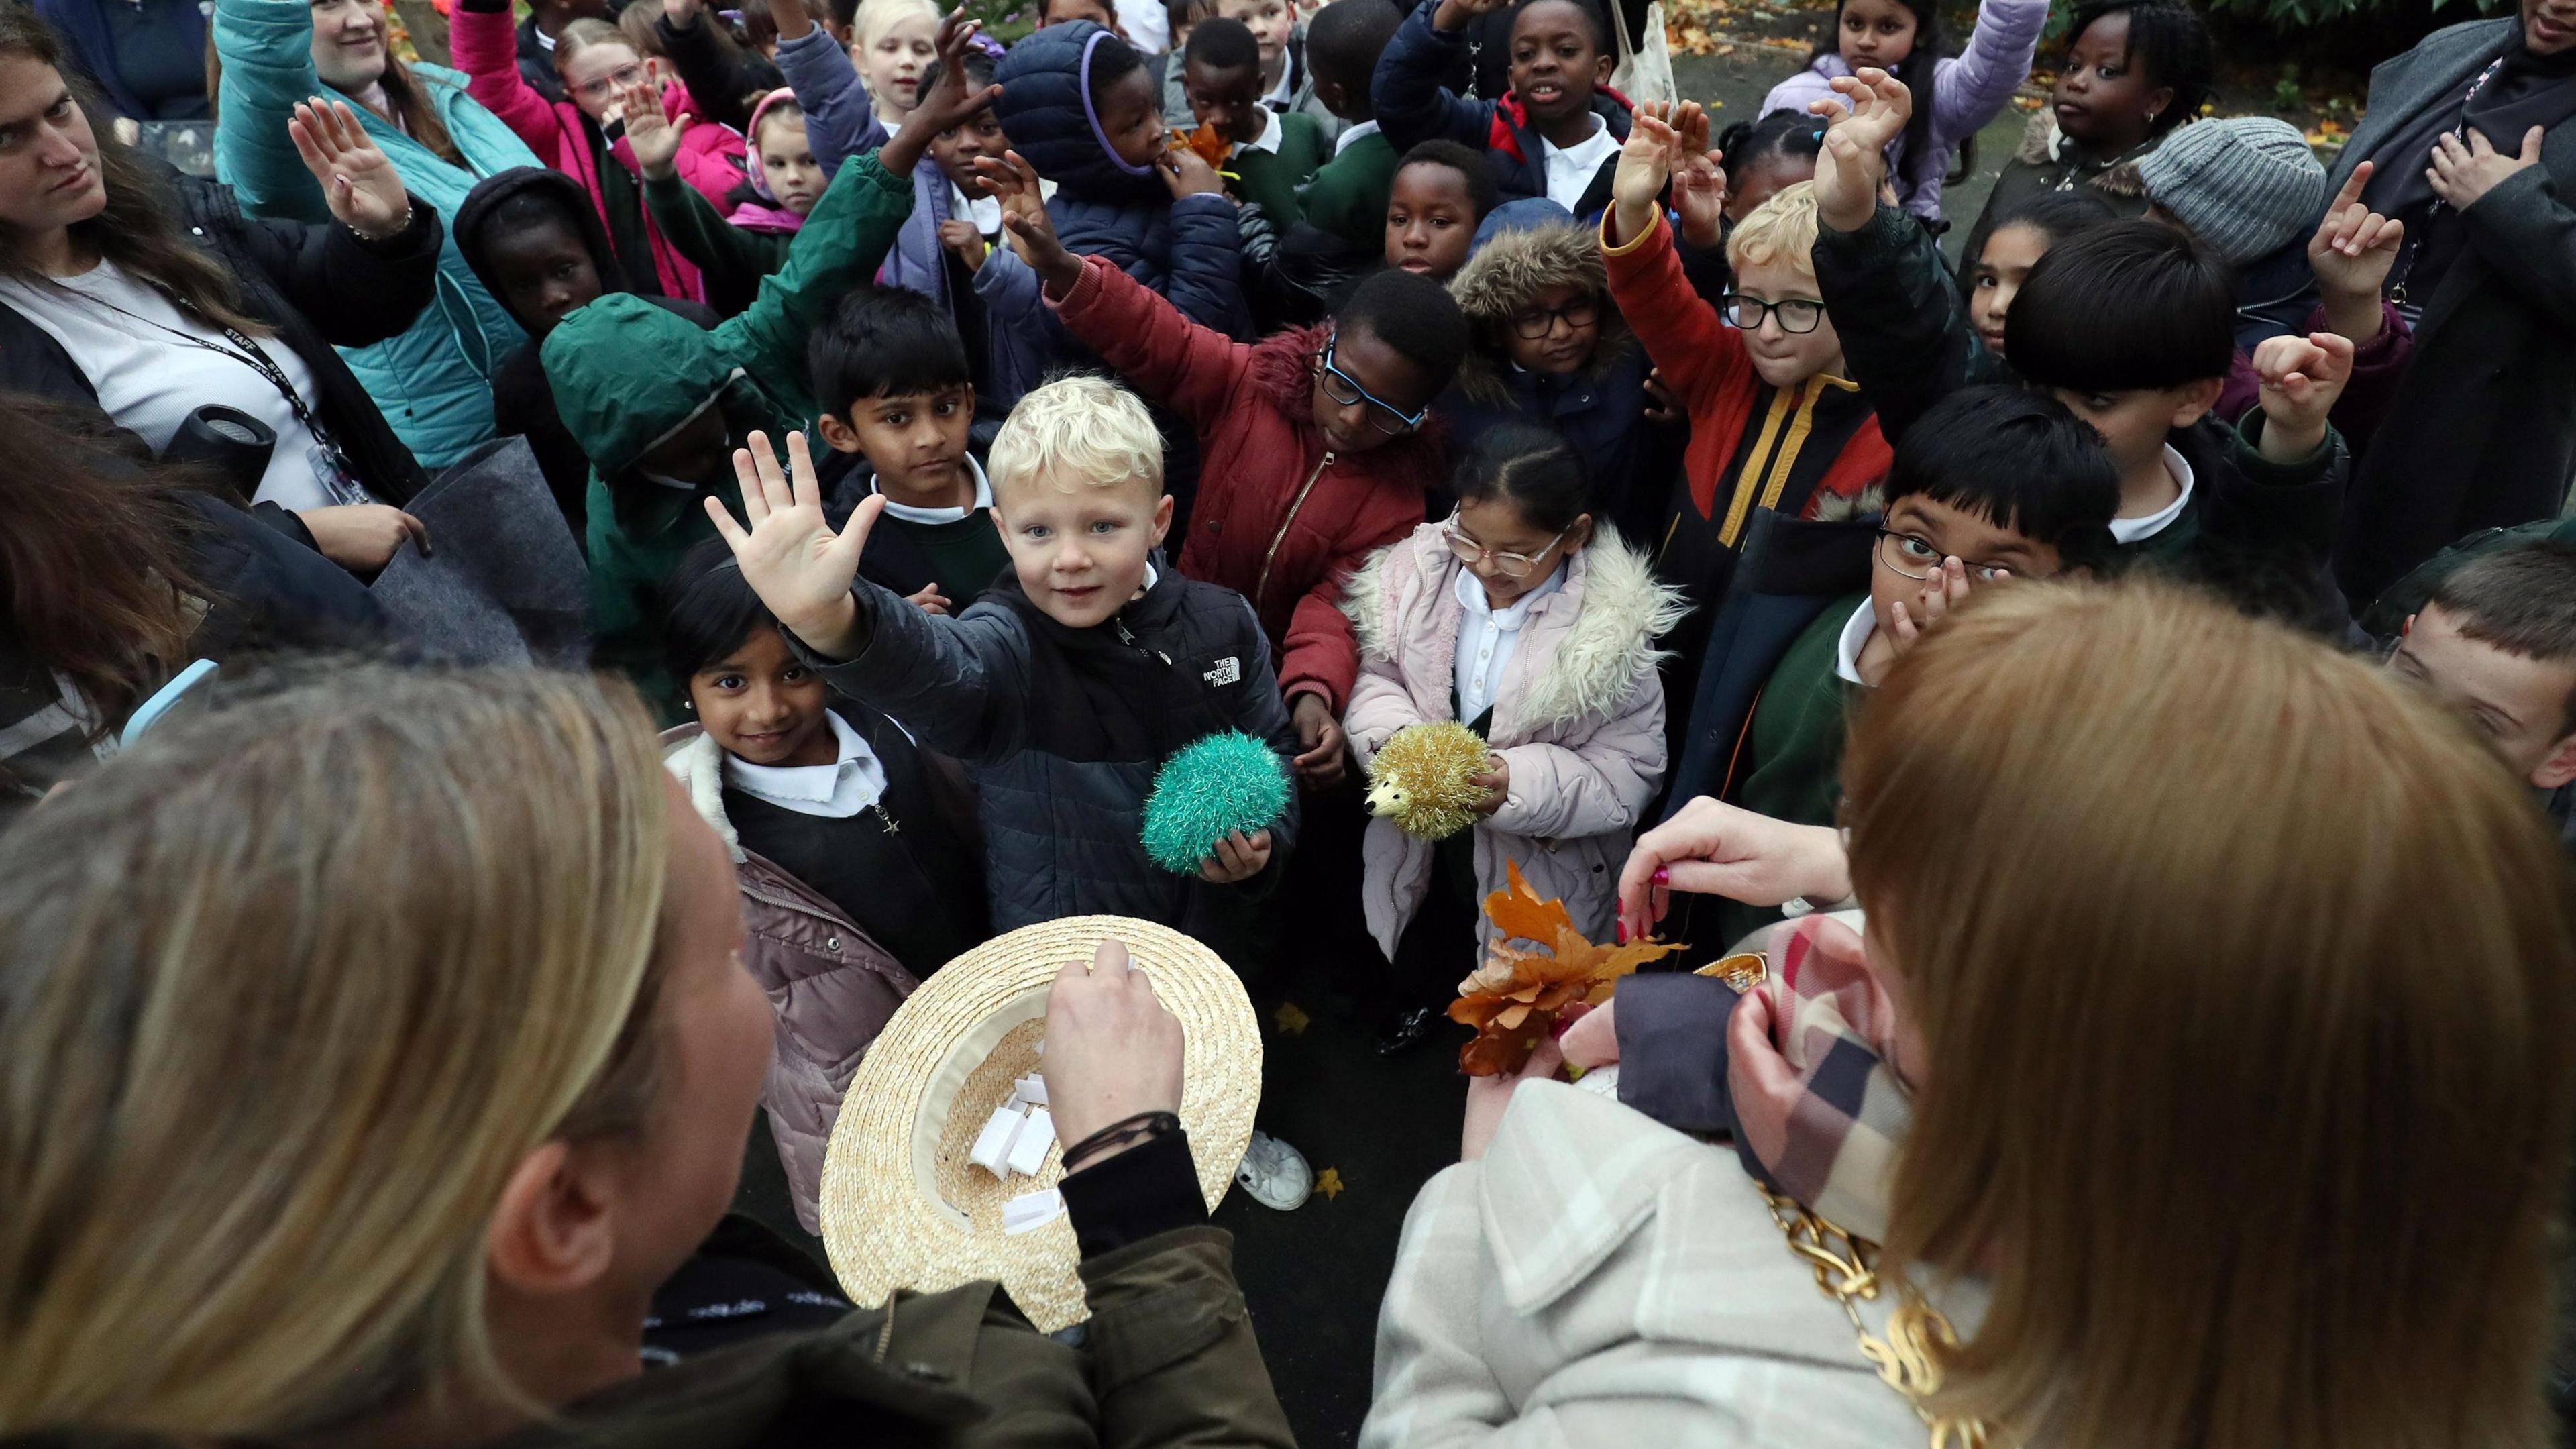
[
  {"left": 1362, "top": 1080, "right": 1984, "bottom": 1446},
  {"left": 1342, "top": 523, "right": 1686, "bottom": 959}
]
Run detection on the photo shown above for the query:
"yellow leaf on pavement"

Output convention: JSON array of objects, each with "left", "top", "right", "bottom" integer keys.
[
  {"left": 1316, "top": 1167, "right": 1346, "bottom": 1200},
  {"left": 1274, "top": 1001, "right": 1311, "bottom": 1037}
]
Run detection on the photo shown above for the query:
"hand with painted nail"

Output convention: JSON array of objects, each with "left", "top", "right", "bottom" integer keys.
[{"left": 1615, "top": 798, "right": 1851, "bottom": 938}]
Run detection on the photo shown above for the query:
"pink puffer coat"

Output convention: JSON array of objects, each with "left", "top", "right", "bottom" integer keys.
[
  {"left": 1342, "top": 523, "right": 1686, "bottom": 963},
  {"left": 663, "top": 724, "right": 918, "bottom": 1233}
]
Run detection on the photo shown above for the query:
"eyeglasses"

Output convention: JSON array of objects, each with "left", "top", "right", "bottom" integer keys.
[
  {"left": 1719, "top": 292, "right": 1825, "bottom": 335},
  {"left": 1875, "top": 527, "right": 2016, "bottom": 583},
  {"left": 1509, "top": 297, "right": 1599, "bottom": 339},
  {"left": 1444, "top": 511, "right": 1568, "bottom": 578},
  {"left": 1317, "top": 335, "right": 1427, "bottom": 436},
  {"left": 574, "top": 62, "right": 650, "bottom": 101}
]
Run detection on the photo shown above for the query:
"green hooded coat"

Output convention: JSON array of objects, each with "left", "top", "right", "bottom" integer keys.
[{"left": 545, "top": 153, "right": 916, "bottom": 711}]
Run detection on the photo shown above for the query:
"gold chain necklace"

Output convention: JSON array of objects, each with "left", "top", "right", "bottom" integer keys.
[{"left": 1754, "top": 1181, "right": 1992, "bottom": 1449}]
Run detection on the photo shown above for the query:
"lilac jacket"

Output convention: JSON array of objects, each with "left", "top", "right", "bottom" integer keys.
[
  {"left": 1760, "top": 0, "right": 2049, "bottom": 219},
  {"left": 1342, "top": 524, "right": 1686, "bottom": 961},
  {"left": 775, "top": 23, "right": 889, "bottom": 179},
  {"left": 663, "top": 724, "right": 920, "bottom": 1234}
]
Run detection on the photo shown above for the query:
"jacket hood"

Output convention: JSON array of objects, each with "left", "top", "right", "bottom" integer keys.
[
  {"left": 543, "top": 293, "right": 736, "bottom": 475},
  {"left": 661, "top": 724, "right": 749, "bottom": 861},
  {"left": 1342, "top": 521, "right": 1686, "bottom": 733},
  {"left": 453, "top": 167, "right": 635, "bottom": 335},
  {"left": 993, "top": 22, "right": 1167, "bottom": 205},
  {"left": 1446, "top": 217, "right": 1634, "bottom": 405},
  {"left": 2012, "top": 111, "right": 2147, "bottom": 199}
]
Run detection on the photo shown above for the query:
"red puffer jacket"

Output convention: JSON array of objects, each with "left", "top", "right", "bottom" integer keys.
[{"left": 1053, "top": 256, "right": 1446, "bottom": 713}]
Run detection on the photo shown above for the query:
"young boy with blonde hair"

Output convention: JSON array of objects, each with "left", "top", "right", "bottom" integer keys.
[{"left": 706, "top": 378, "right": 1303, "bottom": 933}]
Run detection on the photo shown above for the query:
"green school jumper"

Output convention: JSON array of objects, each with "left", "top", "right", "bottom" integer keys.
[
  {"left": 1297, "top": 127, "right": 1399, "bottom": 249},
  {"left": 1229, "top": 111, "right": 1329, "bottom": 229},
  {"left": 880, "top": 510, "right": 1014, "bottom": 610}
]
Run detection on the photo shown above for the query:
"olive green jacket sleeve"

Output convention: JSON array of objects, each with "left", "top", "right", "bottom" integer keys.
[{"left": 642, "top": 170, "right": 794, "bottom": 302}]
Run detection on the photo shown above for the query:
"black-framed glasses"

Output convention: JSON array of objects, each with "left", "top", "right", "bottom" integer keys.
[
  {"left": 1443, "top": 509, "right": 1568, "bottom": 578},
  {"left": 1509, "top": 297, "right": 1599, "bottom": 339},
  {"left": 1720, "top": 292, "right": 1825, "bottom": 335},
  {"left": 1318, "top": 335, "right": 1427, "bottom": 435},
  {"left": 1875, "top": 527, "right": 2015, "bottom": 583}
]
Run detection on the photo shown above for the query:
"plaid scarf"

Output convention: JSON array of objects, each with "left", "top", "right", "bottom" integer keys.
[{"left": 1719, "top": 914, "right": 1912, "bottom": 1244}]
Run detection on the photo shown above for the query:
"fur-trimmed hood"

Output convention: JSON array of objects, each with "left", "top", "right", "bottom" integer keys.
[
  {"left": 1341, "top": 521, "right": 1689, "bottom": 734},
  {"left": 1445, "top": 219, "right": 1635, "bottom": 408},
  {"left": 661, "top": 724, "right": 749, "bottom": 862},
  {"left": 2011, "top": 110, "right": 2147, "bottom": 200}
]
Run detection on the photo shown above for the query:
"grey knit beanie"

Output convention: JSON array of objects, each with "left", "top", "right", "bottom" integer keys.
[{"left": 2135, "top": 117, "right": 2329, "bottom": 266}]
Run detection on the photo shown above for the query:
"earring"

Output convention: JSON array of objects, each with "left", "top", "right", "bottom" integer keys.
[{"left": 684, "top": 700, "right": 695, "bottom": 712}]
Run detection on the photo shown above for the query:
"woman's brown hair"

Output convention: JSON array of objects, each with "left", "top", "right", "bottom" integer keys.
[
  {"left": 372, "top": 36, "right": 463, "bottom": 167},
  {"left": 0, "top": 665, "right": 673, "bottom": 1437},
  {"left": 1844, "top": 579, "right": 2576, "bottom": 1449},
  {"left": 0, "top": 9, "right": 266, "bottom": 335},
  {"left": 0, "top": 398, "right": 203, "bottom": 737}
]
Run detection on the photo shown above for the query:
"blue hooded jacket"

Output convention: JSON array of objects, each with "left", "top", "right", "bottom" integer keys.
[{"left": 985, "top": 20, "right": 1250, "bottom": 363}]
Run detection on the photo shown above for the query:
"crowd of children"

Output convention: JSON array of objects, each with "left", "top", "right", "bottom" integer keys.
[{"left": 6, "top": 0, "right": 2576, "bottom": 1434}]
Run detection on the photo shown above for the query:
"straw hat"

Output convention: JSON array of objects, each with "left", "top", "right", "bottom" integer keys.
[{"left": 818, "top": 916, "right": 1262, "bottom": 1331}]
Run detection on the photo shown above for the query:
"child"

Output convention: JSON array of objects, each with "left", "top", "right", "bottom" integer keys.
[
  {"left": 1442, "top": 201, "right": 1652, "bottom": 525},
  {"left": 1384, "top": 138, "right": 1497, "bottom": 280},
  {"left": 710, "top": 390, "right": 1320, "bottom": 1209},
  {"left": 1668, "top": 386, "right": 2121, "bottom": 946},
  {"left": 1182, "top": 17, "right": 1328, "bottom": 227},
  {"left": 2133, "top": 115, "right": 2329, "bottom": 347},
  {"left": 455, "top": 166, "right": 722, "bottom": 536},
  {"left": 1159, "top": 0, "right": 1220, "bottom": 119},
  {"left": 631, "top": 89, "right": 817, "bottom": 317},
  {"left": 852, "top": 0, "right": 941, "bottom": 131},
  {"left": 1761, "top": 0, "right": 2047, "bottom": 221},
  {"left": 657, "top": 539, "right": 988, "bottom": 1234},
  {"left": 1963, "top": 189, "right": 2114, "bottom": 361},
  {"left": 1600, "top": 104, "right": 1889, "bottom": 737},
  {"left": 984, "top": 148, "right": 1467, "bottom": 788},
  {"left": 512, "top": 0, "right": 610, "bottom": 104},
  {"left": 1713, "top": 107, "right": 1825, "bottom": 227},
  {"left": 545, "top": 13, "right": 991, "bottom": 711},
  {"left": 1811, "top": 69, "right": 2361, "bottom": 633},
  {"left": 2390, "top": 541, "right": 2576, "bottom": 830},
  {"left": 806, "top": 287, "right": 1012, "bottom": 610},
  {"left": 1955, "top": 0, "right": 2213, "bottom": 269},
  {"left": 1293, "top": 0, "right": 1410, "bottom": 250},
  {"left": 875, "top": 51, "right": 1013, "bottom": 392},
  {"left": 1040, "top": 0, "right": 1124, "bottom": 29},
  {"left": 1217, "top": 0, "right": 1341, "bottom": 139},
  {"left": 1371, "top": 0, "right": 1633, "bottom": 215},
  {"left": 451, "top": 2, "right": 750, "bottom": 305},
  {"left": 1342, "top": 421, "right": 1684, "bottom": 1048}
]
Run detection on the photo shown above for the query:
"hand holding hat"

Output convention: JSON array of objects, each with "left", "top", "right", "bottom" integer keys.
[{"left": 1044, "top": 941, "right": 1185, "bottom": 1169}]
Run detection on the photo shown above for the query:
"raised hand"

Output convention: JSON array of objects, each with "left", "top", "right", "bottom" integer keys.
[
  {"left": 1156, "top": 144, "right": 1228, "bottom": 200},
  {"left": 2251, "top": 330, "right": 2357, "bottom": 462},
  {"left": 1432, "top": 0, "right": 1512, "bottom": 32},
  {"left": 1607, "top": 102, "right": 1684, "bottom": 246},
  {"left": 1811, "top": 66, "right": 1908, "bottom": 233},
  {"left": 290, "top": 98, "right": 412, "bottom": 241},
  {"left": 975, "top": 150, "right": 1084, "bottom": 294},
  {"left": 1672, "top": 144, "right": 1729, "bottom": 249},
  {"left": 882, "top": 9, "right": 1005, "bottom": 176},
  {"left": 619, "top": 81, "right": 688, "bottom": 180},
  {"left": 2427, "top": 124, "right": 2544, "bottom": 213},
  {"left": 703, "top": 431, "right": 877, "bottom": 659},
  {"left": 2308, "top": 160, "right": 2402, "bottom": 343}
]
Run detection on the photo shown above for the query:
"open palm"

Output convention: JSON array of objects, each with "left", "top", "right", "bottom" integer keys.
[
  {"left": 291, "top": 97, "right": 411, "bottom": 240},
  {"left": 704, "top": 431, "right": 880, "bottom": 655}
]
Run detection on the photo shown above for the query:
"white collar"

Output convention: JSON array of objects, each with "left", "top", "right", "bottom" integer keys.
[
  {"left": 947, "top": 182, "right": 1004, "bottom": 234},
  {"left": 722, "top": 710, "right": 885, "bottom": 818},
  {"left": 874, "top": 453, "right": 992, "bottom": 525},
  {"left": 1261, "top": 56, "right": 1294, "bottom": 109},
  {"left": 1142, "top": 559, "right": 1160, "bottom": 592},
  {"left": 1452, "top": 555, "right": 1564, "bottom": 628},
  {"left": 1334, "top": 117, "right": 1381, "bottom": 155},
  {"left": 1544, "top": 113, "right": 1612, "bottom": 159},
  {"left": 2108, "top": 444, "right": 2196, "bottom": 544},
  {"left": 1832, "top": 596, "right": 1877, "bottom": 687},
  {"left": 1236, "top": 106, "right": 1283, "bottom": 156},
  {"left": 535, "top": 24, "right": 556, "bottom": 50}
]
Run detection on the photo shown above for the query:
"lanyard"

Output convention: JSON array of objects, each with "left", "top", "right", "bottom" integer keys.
[
  {"left": 2387, "top": 54, "right": 2512, "bottom": 309},
  {"left": 81, "top": 285, "right": 358, "bottom": 484}
]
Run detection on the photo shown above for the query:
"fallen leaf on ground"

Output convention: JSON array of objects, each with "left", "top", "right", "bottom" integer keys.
[
  {"left": 1274, "top": 1000, "right": 1311, "bottom": 1036},
  {"left": 1316, "top": 1167, "right": 1346, "bottom": 1200}
]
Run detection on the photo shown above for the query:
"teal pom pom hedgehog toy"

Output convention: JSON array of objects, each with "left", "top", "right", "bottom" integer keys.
[
  {"left": 1141, "top": 731, "right": 1292, "bottom": 873},
  {"left": 1365, "top": 720, "right": 1491, "bottom": 841}
]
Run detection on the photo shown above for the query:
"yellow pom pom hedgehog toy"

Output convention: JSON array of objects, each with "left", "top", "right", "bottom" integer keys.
[{"left": 1364, "top": 720, "right": 1492, "bottom": 841}]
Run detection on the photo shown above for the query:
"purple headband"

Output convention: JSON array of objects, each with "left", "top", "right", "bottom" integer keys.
[{"left": 1077, "top": 29, "right": 1155, "bottom": 178}]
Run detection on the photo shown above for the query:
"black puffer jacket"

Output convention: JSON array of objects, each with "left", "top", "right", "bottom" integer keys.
[
  {"left": 0, "top": 166, "right": 441, "bottom": 508},
  {"left": 797, "top": 559, "right": 1302, "bottom": 958}
]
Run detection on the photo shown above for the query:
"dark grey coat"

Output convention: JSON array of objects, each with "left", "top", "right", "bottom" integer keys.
[
  {"left": 2328, "top": 18, "right": 2576, "bottom": 605},
  {"left": 798, "top": 561, "right": 1301, "bottom": 952}
]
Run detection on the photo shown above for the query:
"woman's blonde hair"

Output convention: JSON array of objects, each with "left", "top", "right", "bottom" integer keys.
[
  {"left": 1723, "top": 178, "right": 1820, "bottom": 280},
  {"left": 1845, "top": 580, "right": 2576, "bottom": 1449},
  {"left": 555, "top": 15, "right": 639, "bottom": 76},
  {"left": 0, "top": 665, "right": 675, "bottom": 1440}
]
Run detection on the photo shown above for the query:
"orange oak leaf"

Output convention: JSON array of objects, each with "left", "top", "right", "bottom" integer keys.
[{"left": 1452, "top": 861, "right": 1682, "bottom": 1076}]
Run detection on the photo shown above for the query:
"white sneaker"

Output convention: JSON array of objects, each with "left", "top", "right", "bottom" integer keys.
[{"left": 1235, "top": 1130, "right": 1313, "bottom": 1211}]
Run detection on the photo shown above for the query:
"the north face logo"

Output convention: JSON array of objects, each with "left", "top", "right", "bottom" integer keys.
[{"left": 1203, "top": 657, "right": 1242, "bottom": 686}]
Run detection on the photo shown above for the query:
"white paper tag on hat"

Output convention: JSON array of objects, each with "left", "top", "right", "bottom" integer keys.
[{"left": 1003, "top": 1187, "right": 1065, "bottom": 1234}]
